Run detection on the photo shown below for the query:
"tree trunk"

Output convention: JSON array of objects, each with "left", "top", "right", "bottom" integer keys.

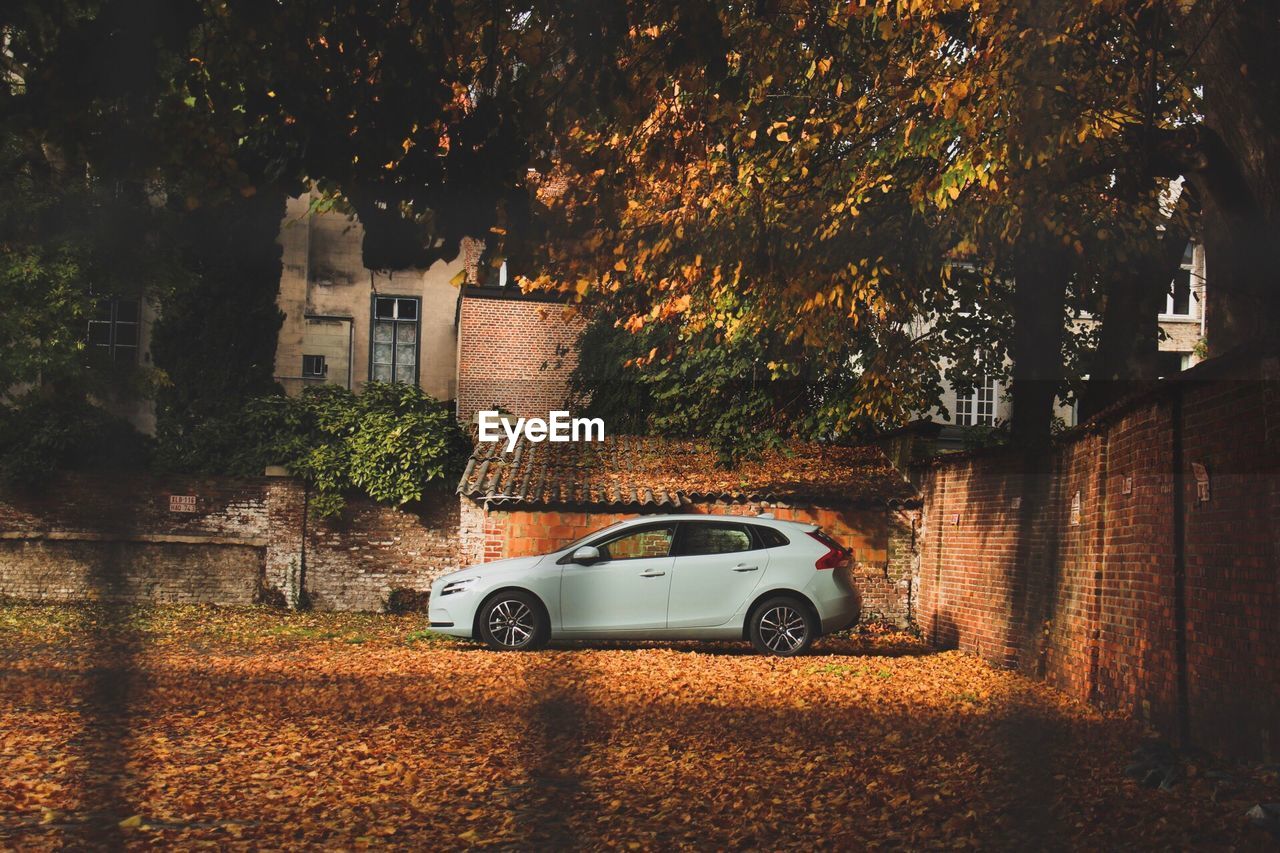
[
  {"left": 1010, "top": 239, "right": 1072, "bottom": 449},
  {"left": 1174, "top": 0, "right": 1280, "bottom": 352},
  {"left": 1004, "top": 0, "right": 1078, "bottom": 449},
  {"left": 1080, "top": 206, "right": 1191, "bottom": 420}
]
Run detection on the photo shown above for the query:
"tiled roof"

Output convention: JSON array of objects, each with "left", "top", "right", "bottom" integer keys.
[{"left": 457, "top": 434, "right": 919, "bottom": 509}]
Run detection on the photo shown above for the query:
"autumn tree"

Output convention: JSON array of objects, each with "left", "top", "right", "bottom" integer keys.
[
  {"left": 514, "top": 1, "right": 1244, "bottom": 447},
  {"left": 1165, "top": 0, "right": 1280, "bottom": 352},
  {"left": 5, "top": 0, "right": 1277, "bottom": 458}
]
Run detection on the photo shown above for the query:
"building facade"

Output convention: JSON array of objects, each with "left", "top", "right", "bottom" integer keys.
[
  {"left": 272, "top": 192, "right": 468, "bottom": 400},
  {"left": 84, "top": 195, "right": 1210, "bottom": 444},
  {"left": 929, "top": 242, "right": 1208, "bottom": 435},
  {"left": 271, "top": 192, "right": 582, "bottom": 423}
]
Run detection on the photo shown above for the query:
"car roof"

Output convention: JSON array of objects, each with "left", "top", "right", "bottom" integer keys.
[{"left": 614, "top": 513, "right": 818, "bottom": 533}]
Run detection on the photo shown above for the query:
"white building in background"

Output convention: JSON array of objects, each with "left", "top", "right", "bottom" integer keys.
[{"left": 927, "top": 242, "right": 1207, "bottom": 440}]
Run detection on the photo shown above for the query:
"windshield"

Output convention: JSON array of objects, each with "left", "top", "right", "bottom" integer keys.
[{"left": 556, "top": 519, "right": 632, "bottom": 554}]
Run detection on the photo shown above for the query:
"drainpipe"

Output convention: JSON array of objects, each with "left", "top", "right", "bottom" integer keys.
[
  {"left": 346, "top": 317, "right": 354, "bottom": 389},
  {"left": 1171, "top": 387, "right": 1190, "bottom": 745}
]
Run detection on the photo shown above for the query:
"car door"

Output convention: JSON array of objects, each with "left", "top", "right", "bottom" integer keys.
[
  {"left": 667, "top": 521, "right": 769, "bottom": 628},
  {"left": 559, "top": 522, "right": 676, "bottom": 632}
]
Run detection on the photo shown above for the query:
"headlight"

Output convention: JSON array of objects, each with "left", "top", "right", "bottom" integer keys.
[{"left": 440, "top": 577, "right": 480, "bottom": 596}]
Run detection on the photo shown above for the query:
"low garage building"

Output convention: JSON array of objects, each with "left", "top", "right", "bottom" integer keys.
[{"left": 456, "top": 434, "right": 921, "bottom": 625}]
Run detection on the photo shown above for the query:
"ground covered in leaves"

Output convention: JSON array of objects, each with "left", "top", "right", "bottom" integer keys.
[{"left": 1, "top": 604, "right": 1276, "bottom": 850}]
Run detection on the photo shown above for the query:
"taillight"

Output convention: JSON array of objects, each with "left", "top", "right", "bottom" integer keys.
[{"left": 807, "top": 531, "right": 850, "bottom": 570}]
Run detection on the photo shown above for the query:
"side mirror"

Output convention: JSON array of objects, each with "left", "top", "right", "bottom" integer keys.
[{"left": 571, "top": 545, "right": 601, "bottom": 565}]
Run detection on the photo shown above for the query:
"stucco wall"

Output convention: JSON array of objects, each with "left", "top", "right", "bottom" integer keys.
[{"left": 273, "top": 193, "right": 463, "bottom": 402}]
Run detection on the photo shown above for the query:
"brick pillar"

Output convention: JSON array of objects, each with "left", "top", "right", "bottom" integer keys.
[{"left": 265, "top": 477, "right": 307, "bottom": 608}]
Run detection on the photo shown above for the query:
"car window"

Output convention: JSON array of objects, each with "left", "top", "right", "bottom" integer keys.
[
  {"left": 559, "top": 520, "right": 628, "bottom": 554},
  {"left": 676, "top": 522, "right": 754, "bottom": 556},
  {"left": 596, "top": 525, "right": 676, "bottom": 561},
  {"left": 753, "top": 525, "right": 790, "bottom": 548}
]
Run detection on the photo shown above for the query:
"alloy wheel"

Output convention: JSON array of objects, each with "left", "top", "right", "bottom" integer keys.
[
  {"left": 487, "top": 599, "right": 535, "bottom": 648},
  {"left": 758, "top": 605, "right": 808, "bottom": 654}
]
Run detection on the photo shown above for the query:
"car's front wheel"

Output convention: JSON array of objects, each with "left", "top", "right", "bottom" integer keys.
[
  {"left": 749, "top": 596, "right": 816, "bottom": 656},
  {"left": 477, "top": 591, "right": 549, "bottom": 651}
]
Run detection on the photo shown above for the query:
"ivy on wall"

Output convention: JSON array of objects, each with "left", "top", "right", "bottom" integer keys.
[
  {"left": 170, "top": 382, "right": 471, "bottom": 518},
  {"left": 276, "top": 383, "right": 471, "bottom": 518}
]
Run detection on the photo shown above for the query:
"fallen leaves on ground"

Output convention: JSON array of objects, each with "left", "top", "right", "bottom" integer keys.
[{"left": 0, "top": 604, "right": 1275, "bottom": 850}]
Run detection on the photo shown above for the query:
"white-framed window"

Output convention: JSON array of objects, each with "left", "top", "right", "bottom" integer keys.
[
  {"left": 956, "top": 375, "right": 997, "bottom": 427},
  {"left": 371, "top": 296, "right": 419, "bottom": 384},
  {"left": 1162, "top": 242, "right": 1198, "bottom": 318},
  {"left": 86, "top": 297, "right": 140, "bottom": 364}
]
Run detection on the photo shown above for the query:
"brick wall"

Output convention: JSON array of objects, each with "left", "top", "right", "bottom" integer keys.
[
  {"left": 457, "top": 498, "right": 918, "bottom": 625},
  {"left": 0, "top": 541, "right": 264, "bottom": 605},
  {"left": 306, "top": 492, "right": 460, "bottom": 611},
  {"left": 455, "top": 291, "right": 585, "bottom": 425},
  {"left": 0, "top": 473, "right": 460, "bottom": 612},
  {"left": 916, "top": 357, "right": 1280, "bottom": 759}
]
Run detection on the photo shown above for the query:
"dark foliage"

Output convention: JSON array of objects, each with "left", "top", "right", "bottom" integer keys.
[
  {"left": 384, "top": 588, "right": 431, "bottom": 615},
  {"left": 151, "top": 191, "right": 288, "bottom": 465},
  {"left": 0, "top": 393, "right": 152, "bottom": 488}
]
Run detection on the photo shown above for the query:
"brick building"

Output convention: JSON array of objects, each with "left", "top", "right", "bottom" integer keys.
[
  {"left": 456, "top": 432, "right": 922, "bottom": 624},
  {"left": 454, "top": 288, "right": 584, "bottom": 426}
]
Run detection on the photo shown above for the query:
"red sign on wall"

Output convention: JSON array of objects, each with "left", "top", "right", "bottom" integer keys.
[{"left": 169, "top": 495, "right": 198, "bottom": 513}]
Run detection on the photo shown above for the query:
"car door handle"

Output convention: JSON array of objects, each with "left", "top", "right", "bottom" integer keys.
[
  {"left": 639, "top": 570, "right": 666, "bottom": 578},
  {"left": 732, "top": 564, "right": 760, "bottom": 572}
]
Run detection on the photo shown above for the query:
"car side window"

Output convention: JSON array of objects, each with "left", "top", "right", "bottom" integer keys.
[
  {"left": 676, "top": 522, "right": 754, "bottom": 556},
  {"left": 753, "top": 525, "right": 790, "bottom": 548},
  {"left": 595, "top": 525, "right": 676, "bottom": 561}
]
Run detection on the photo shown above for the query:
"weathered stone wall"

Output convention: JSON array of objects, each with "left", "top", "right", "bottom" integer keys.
[
  {"left": 306, "top": 493, "right": 460, "bottom": 611},
  {"left": 0, "top": 473, "right": 460, "bottom": 612},
  {"left": 0, "top": 540, "right": 264, "bottom": 605}
]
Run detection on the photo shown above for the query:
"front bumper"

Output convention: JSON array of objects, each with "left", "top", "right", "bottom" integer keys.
[{"left": 427, "top": 585, "right": 477, "bottom": 638}]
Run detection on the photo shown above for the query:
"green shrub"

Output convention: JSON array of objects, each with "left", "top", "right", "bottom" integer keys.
[{"left": 161, "top": 382, "right": 470, "bottom": 518}]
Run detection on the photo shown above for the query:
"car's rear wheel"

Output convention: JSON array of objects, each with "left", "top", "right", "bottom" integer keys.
[
  {"left": 478, "top": 591, "right": 549, "bottom": 651},
  {"left": 749, "top": 596, "right": 816, "bottom": 656}
]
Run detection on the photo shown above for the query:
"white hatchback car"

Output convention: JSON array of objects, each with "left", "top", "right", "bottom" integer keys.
[{"left": 428, "top": 514, "right": 859, "bottom": 656}]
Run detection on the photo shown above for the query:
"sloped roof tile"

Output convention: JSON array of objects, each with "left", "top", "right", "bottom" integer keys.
[{"left": 457, "top": 433, "right": 918, "bottom": 509}]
